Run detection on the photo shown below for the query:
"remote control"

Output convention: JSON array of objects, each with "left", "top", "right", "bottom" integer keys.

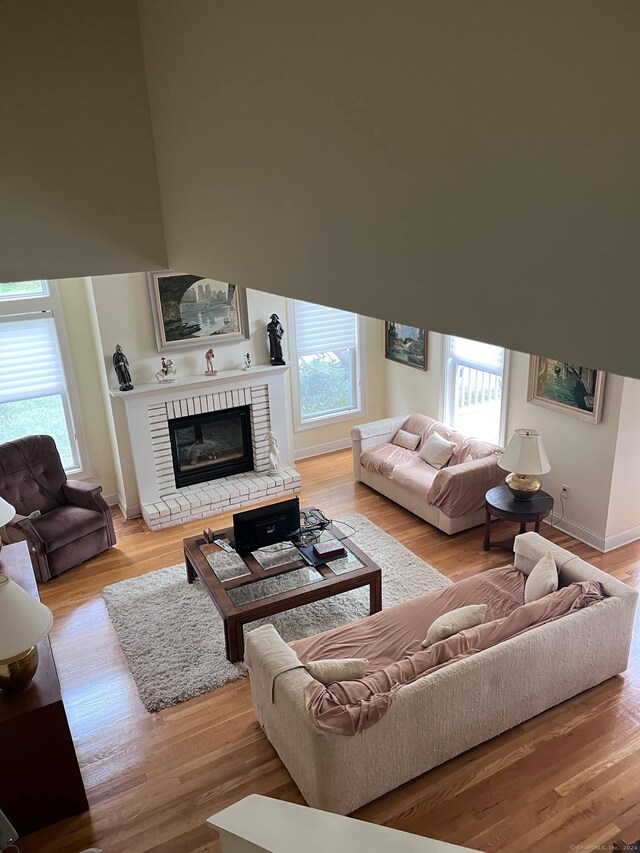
[{"left": 214, "top": 538, "right": 234, "bottom": 552}]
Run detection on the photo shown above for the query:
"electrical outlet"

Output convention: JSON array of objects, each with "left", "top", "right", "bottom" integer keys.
[
  {"left": 91, "top": 467, "right": 100, "bottom": 478},
  {"left": 561, "top": 484, "right": 570, "bottom": 498},
  {"left": 368, "top": 406, "right": 377, "bottom": 417}
]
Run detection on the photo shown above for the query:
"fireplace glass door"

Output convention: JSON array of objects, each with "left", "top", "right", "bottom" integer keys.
[{"left": 168, "top": 405, "right": 253, "bottom": 487}]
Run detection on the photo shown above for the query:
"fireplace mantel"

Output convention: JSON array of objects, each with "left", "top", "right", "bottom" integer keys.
[{"left": 109, "top": 364, "right": 299, "bottom": 529}]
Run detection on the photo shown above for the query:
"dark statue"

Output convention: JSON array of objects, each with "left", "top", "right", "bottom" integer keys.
[
  {"left": 113, "top": 344, "right": 133, "bottom": 391},
  {"left": 267, "top": 314, "right": 285, "bottom": 365}
]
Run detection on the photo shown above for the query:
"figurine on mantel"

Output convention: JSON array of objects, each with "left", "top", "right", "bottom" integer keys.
[
  {"left": 204, "top": 347, "right": 218, "bottom": 376},
  {"left": 267, "top": 430, "right": 282, "bottom": 474},
  {"left": 243, "top": 353, "right": 252, "bottom": 371},
  {"left": 156, "top": 357, "right": 177, "bottom": 383},
  {"left": 267, "top": 314, "right": 285, "bottom": 365},
  {"left": 112, "top": 344, "right": 133, "bottom": 391}
]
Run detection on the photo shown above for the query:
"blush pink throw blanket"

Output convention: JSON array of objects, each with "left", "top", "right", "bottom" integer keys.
[{"left": 298, "top": 578, "right": 606, "bottom": 736}]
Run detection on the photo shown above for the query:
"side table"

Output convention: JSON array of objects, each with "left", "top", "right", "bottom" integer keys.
[{"left": 484, "top": 485, "right": 554, "bottom": 551}]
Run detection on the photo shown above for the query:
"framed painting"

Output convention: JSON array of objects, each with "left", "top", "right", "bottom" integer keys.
[
  {"left": 384, "top": 322, "right": 427, "bottom": 370},
  {"left": 148, "top": 272, "right": 249, "bottom": 352},
  {"left": 527, "top": 356, "right": 606, "bottom": 424}
]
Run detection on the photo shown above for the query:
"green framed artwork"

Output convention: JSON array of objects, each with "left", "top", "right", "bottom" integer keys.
[
  {"left": 384, "top": 322, "right": 427, "bottom": 370},
  {"left": 527, "top": 356, "right": 606, "bottom": 424}
]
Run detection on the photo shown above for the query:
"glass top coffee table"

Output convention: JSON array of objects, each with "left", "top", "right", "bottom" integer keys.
[{"left": 183, "top": 515, "right": 382, "bottom": 662}]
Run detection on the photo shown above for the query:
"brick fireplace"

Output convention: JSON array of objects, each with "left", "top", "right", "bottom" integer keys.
[{"left": 110, "top": 365, "right": 300, "bottom": 530}]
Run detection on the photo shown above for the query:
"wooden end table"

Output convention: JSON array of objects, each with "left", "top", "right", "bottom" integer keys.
[
  {"left": 483, "top": 485, "right": 554, "bottom": 552},
  {"left": 184, "top": 515, "right": 382, "bottom": 662}
]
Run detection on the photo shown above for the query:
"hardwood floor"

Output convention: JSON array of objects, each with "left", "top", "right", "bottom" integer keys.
[{"left": 19, "top": 450, "right": 640, "bottom": 853}]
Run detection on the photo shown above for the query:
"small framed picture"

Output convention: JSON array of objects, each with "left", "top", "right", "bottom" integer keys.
[
  {"left": 148, "top": 272, "right": 249, "bottom": 352},
  {"left": 527, "top": 356, "right": 606, "bottom": 424},
  {"left": 384, "top": 322, "right": 428, "bottom": 370}
]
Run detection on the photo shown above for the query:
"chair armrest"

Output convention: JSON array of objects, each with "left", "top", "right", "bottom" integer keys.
[
  {"left": 62, "top": 479, "right": 106, "bottom": 511},
  {"left": 3, "top": 513, "right": 45, "bottom": 548},
  {"left": 427, "top": 455, "right": 504, "bottom": 518}
]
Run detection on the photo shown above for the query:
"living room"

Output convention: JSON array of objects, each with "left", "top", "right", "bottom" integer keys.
[{"left": 1, "top": 3, "right": 639, "bottom": 853}]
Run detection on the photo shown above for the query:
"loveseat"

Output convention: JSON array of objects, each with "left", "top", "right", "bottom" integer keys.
[
  {"left": 352, "top": 414, "right": 504, "bottom": 534},
  {"left": 245, "top": 533, "right": 638, "bottom": 814}
]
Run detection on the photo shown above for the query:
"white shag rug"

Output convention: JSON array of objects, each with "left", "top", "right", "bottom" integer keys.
[{"left": 102, "top": 514, "right": 451, "bottom": 712}]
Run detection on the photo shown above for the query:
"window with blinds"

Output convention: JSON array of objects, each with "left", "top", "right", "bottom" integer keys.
[
  {"left": 292, "top": 300, "right": 361, "bottom": 425},
  {"left": 0, "top": 285, "right": 80, "bottom": 469},
  {"left": 444, "top": 335, "right": 508, "bottom": 446}
]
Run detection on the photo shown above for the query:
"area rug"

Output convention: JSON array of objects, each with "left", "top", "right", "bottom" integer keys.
[{"left": 102, "top": 513, "right": 451, "bottom": 712}]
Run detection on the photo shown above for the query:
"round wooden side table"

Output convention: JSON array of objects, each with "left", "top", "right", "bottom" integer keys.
[{"left": 483, "top": 485, "right": 554, "bottom": 552}]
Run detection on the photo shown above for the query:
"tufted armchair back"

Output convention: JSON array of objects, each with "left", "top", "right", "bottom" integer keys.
[{"left": 0, "top": 435, "right": 67, "bottom": 515}]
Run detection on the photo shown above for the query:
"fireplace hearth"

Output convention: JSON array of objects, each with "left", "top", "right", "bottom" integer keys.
[{"left": 168, "top": 405, "right": 254, "bottom": 488}]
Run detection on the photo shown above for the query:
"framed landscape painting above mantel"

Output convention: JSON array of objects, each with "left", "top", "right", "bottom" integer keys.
[
  {"left": 148, "top": 272, "right": 249, "bottom": 352},
  {"left": 527, "top": 356, "right": 606, "bottom": 424},
  {"left": 384, "top": 322, "right": 427, "bottom": 370}
]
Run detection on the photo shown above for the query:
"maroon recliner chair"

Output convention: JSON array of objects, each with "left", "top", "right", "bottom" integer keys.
[{"left": 0, "top": 435, "right": 116, "bottom": 582}]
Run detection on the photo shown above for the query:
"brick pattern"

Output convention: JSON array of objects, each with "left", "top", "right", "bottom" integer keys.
[
  {"left": 141, "top": 467, "right": 301, "bottom": 531},
  {"left": 142, "top": 381, "right": 300, "bottom": 530}
]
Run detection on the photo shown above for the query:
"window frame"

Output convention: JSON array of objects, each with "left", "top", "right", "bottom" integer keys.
[
  {"left": 0, "top": 279, "right": 88, "bottom": 475},
  {"left": 289, "top": 301, "right": 364, "bottom": 432},
  {"left": 441, "top": 334, "right": 510, "bottom": 447}
]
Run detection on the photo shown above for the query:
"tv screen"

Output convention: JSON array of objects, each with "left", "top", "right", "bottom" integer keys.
[{"left": 232, "top": 497, "right": 301, "bottom": 554}]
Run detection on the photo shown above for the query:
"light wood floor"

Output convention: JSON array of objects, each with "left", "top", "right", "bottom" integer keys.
[{"left": 20, "top": 450, "right": 640, "bottom": 853}]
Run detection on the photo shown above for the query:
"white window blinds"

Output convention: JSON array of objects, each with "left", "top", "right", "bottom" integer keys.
[
  {"left": 293, "top": 301, "right": 357, "bottom": 356},
  {"left": 449, "top": 336, "right": 505, "bottom": 374},
  {"left": 0, "top": 315, "right": 66, "bottom": 403}
]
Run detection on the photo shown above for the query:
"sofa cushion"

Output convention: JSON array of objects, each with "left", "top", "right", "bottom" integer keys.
[
  {"left": 391, "top": 429, "right": 420, "bottom": 451},
  {"left": 419, "top": 433, "right": 456, "bottom": 469},
  {"left": 393, "top": 458, "right": 439, "bottom": 500},
  {"left": 525, "top": 551, "right": 559, "bottom": 603},
  {"left": 402, "top": 414, "right": 437, "bottom": 444},
  {"left": 32, "top": 505, "right": 106, "bottom": 552},
  {"left": 422, "top": 603, "right": 487, "bottom": 647},
  {"left": 306, "top": 658, "right": 368, "bottom": 685},
  {"left": 360, "top": 444, "right": 417, "bottom": 479}
]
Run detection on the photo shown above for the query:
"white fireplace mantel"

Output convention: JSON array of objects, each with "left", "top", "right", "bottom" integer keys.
[{"left": 109, "top": 365, "right": 300, "bottom": 529}]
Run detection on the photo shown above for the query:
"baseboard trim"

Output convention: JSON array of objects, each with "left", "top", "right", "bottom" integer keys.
[
  {"left": 603, "top": 524, "right": 640, "bottom": 553},
  {"left": 543, "top": 513, "right": 605, "bottom": 553},
  {"left": 117, "top": 499, "right": 142, "bottom": 520},
  {"left": 103, "top": 493, "right": 119, "bottom": 507},
  {"left": 294, "top": 438, "right": 351, "bottom": 461}
]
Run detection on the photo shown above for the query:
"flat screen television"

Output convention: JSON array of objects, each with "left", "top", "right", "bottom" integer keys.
[{"left": 232, "top": 497, "right": 301, "bottom": 555}]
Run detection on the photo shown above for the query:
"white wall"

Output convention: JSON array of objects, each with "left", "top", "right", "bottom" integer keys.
[
  {"left": 0, "top": 0, "right": 166, "bottom": 281},
  {"left": 138, "top": 0, "right": 640, "bottom": 380},
  {"left": 606, "top": 378, "right": 640, "bottom": 544}
]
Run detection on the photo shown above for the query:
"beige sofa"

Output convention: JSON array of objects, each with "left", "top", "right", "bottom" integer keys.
[
  {"left": 351, "top": 414, "right": 504, "bottom": 534},
  {"left": 245, "top": 533, "right": 638, "bottom": 815}
]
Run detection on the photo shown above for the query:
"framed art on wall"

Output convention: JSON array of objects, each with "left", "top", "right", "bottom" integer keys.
[
  {"left": 148, "top": 272, "right": 249, "bottom": 352},
  {"left": 384, "top": 322, "right": 427, "bottom": 370},
  {"left": 527, "top": 356, "right": 606, "bottom": 424}
]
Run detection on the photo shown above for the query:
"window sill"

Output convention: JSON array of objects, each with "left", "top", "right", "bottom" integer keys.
[{"left": 294, "top": 407, "right": 363, "bottom": 432}]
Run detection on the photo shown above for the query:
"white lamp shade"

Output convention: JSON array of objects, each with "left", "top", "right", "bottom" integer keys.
[
  {"left": 0, "top": 496, "right": 15, "bottom": 527},
  {"left": 499, "top": 429, "right": 551, "bottom": 476},
  {"left": 0, "top": 575, "right": 53, "bottom": 661}
]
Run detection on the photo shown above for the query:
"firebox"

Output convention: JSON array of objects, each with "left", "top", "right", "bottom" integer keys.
[{"left": 168, "top": 405, "right": 254, "bottom": 488}]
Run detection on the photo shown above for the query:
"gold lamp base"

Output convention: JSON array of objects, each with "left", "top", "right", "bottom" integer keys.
[
  {"left": 0, "top": 645, "right": 39, "bottom": 692},
  {"left": 505, "top": 472, "right": 542, "bottom": 501}
]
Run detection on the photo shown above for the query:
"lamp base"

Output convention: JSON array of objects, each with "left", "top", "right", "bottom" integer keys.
[
  {"left": 0, "top": 646, "right": 39, "bottom": 692},
  {"left": 505, "top": 472, "right": 542, "bottom": 501}
]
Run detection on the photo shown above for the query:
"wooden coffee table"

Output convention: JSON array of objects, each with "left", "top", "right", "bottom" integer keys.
[{"left": 183, "top": 516, "right": 382, "bottom": 662}]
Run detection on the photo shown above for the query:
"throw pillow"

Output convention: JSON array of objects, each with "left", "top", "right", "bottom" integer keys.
[
  {"left": 524, "top": 551, "right": 559, "bottom": 604},
  {"left": 419, "top": 432, "right": 456, "bottom": 469},
  {"left": 392, "top": 428, "right": 421, "bottom": 451},
  {"left": 422, "top": 604, "right": 488, "bottom": 647},
  {"left": 305, "top": 658, "right": 369, "bottom": 685}
]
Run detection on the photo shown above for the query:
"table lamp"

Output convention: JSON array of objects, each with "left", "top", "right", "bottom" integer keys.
[
  {"left": 0, "top": 574, "right": 53, "bottom": 692},
  {"left": 499, "top": 428, "right": 550, "bottom": 501},
  {"left": 0, "top": 496, "right": 16, "bottom": 550}
]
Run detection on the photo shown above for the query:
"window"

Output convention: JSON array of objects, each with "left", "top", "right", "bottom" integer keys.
[
  {"left": 291, "top": 300, "right": 361, "bottom": 427},
  {"left": 443, "top": 335, "right": 508, "bottom": 446},
  {"left": 0, "top": 281, "right": 84, "bottom": 471}
]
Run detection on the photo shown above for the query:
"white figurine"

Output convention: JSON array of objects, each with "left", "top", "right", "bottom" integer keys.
[
  {"left": 156, "top": 357, "right": 177, "bottom": 383},
  {"left": 204, "top": 347, "right": 218, "bottom": 376},
  {"left": 243, "top": 352, "right": 252, "bottom": 371},
  {"left": 267, "top": 430, "right": 281, "bottom": 474}
]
